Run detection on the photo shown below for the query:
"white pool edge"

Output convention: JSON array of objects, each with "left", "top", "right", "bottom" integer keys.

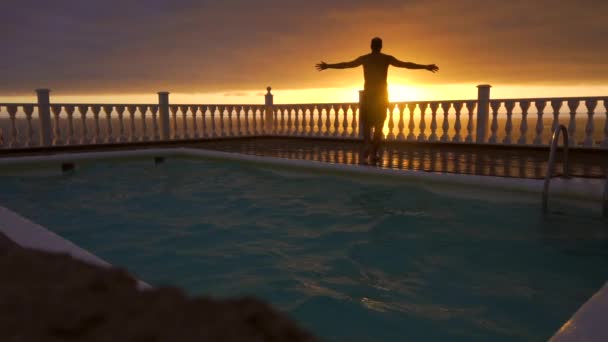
[
  {"left": 0, "top": 206, "right": 151, "bottom": 290},
  {"left": 0, "top": 147, "right": 606, "bottom": 340}
]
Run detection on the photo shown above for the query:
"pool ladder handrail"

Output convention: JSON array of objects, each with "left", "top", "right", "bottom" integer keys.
[{"left": 542, "top": 125, "right": 570, "bottom": 214}]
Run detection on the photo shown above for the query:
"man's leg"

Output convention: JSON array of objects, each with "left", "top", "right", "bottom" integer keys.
[
  {"left": 370, "top": 121, "right": 384, "bottom": 163},
  {"left": 359, "top": 118, "right": 372, "bottom": 163}
]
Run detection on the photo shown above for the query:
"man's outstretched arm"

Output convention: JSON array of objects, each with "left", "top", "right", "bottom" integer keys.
[
  {"left": 316, "top": 57, "right": 363, "bottom": 71},
  {"left": 390, "top": 57, "right": 439, "bottom": 73}
]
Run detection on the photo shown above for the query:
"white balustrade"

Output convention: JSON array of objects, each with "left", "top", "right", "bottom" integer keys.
[
  {"left": 489, "top": 100, "right": 501, "bottom": 143},
  {"left": 533, "top": 100, "right": 546, "bottom": 145},
  {"left": 440, "top": 102, "right": 451, "bottom": 142},
  {"left": 3, "top": 87, "right": 607, "bottom": 150}
]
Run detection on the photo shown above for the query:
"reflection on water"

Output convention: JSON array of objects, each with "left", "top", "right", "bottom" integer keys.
[{"left": 199, "top": 139, "right": 607, "bottom": 179}]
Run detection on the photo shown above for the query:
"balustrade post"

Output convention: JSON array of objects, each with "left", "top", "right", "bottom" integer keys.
[
  {"left": 602, "top": 98, "right": 608, "bottom": 147},
  {"left": 36, "top": 89, "right": 53, "bottom": 147},
  {"left": 265, "top": 86, "right": 274, "bottom": 135},
  {"left": 157, "top": 92, "right": 171, "bottom": 140},
  {"left": 476, "top": 84, "right": 492, "bottom": 143}
]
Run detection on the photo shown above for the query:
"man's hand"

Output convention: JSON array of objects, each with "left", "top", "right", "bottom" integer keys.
[
  {"left": 426, "top": 64, "right": 439, "bottom": 73},
  {"left": 315, "top": 61, "right": 328, "bottom": 71}
]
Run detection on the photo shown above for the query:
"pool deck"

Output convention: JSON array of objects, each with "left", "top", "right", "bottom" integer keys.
[{"left": 1, "top": 137, "right": 606, "bottom": 179}]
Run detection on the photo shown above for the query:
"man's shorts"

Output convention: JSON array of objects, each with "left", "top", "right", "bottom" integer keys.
[{"left": 360, "top": 89, "right": 389, "bottom": 128}]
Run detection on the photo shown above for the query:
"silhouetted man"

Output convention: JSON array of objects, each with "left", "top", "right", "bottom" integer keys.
[{"left": 316, "top": 37, "right": 439, "bottom": 164}]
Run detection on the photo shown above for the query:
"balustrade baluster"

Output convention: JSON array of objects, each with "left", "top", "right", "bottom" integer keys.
[
  {"left": 533, "top": 100, "right": 547, "bottom": 145},
  {"left": 221, "top": 106, "right": 228, "bottom": 137},
  {"left": 465, "top": 101, "right": 476, "bottom": 143},
  {"left": 428, "top": 103, "right": 438, "bottom": 142},
  {"left": 91, "top": 105, "right": 101, "bottom": 143},
  {"left": 396, "top": 104, "right": 405, "bottom": 140},
  {"left": 115, "top": 105, "right": 127, "bottom": 142},
  {"left": 188, "top": 105, "right": 198, "bottom": 138},
  {"left": 603, "top": 99, "right": 608, "bottom": 147},
  {"left": 350, "top": 105, "right": 358, "bottom": 138},
  {"left": 418, "top": 103, "right": 429, "bottom": 142},
  {"left": 407, "top": 103, "right": 417, "bottom": 141},
  {"left": 503, "top": 101, "right": 515, "bottom": 144},
  {"left": 179, "top": 105, "right": 189, "bottom": 139},
  {"left": 65, "top": 105, "right": 75, "bottom": 145},
  {"left": 7, "top": 105, "right": 18, "bottom": 147},
  {"left": 169, "top": 105, "right": 178, "bottom": 139},
  {"left": 584, "top": 99, "right": 597, "bottom": 147},
  {"left": 243, "top": 106, "right": 250, "bottom": 136},
  {"left": 333, "top": 105, "right": 340, "bottom": 137},
  {"left": 235, "top": 106, "right": 241, "bottom": 137},
  {"left": 294, "top": 107, "right": 301, "bottom": 136},
  {"left": 341, "top": 105, "right": 349, "bottom": 138},
  {"left": 517, "top": 100, "right": 530, "bottom": 145},
  {"left": 138, "top": 105, "right": 148, "bottom": 141},
  {"left": 78, "top": 105, "right": 89, "bottom": 144},
  {"left": 200, "top": 106, "right": 208, "bottom": 137},
  {"left": 286, "top": 107, "right": 293, "bottom": 136},
  {"left": 300, "top": 107, "right": 307, "bottom": 136},
  {"left": 550, "top": 100, "right": 562, "bottom": 136},
  {"left": 228, "top": 106, "right": 235, "bottom": 136},
  {"left": 127, "top": 105, "right": 137, "bottom": 142},
  {"left": 452, "top": 102, "right": 463, "bottom": 142},
  {"left": 251, "top": 106, "right": 257, "bottom": 135},
  {"left": 103, "top": 105, "right": 114, "bottom": 143},
  {"left": 440, "top": 102, "right": 451, "bottom": 142},
  {"left": 210, "top": 106, "right": 218, "bottom": 137},
  {"left": 279, "top": 107, "right": 286, "bottom": 135},
  {"left": 324, "top": 106, "right": 331, "bottom": 137},
  {"left": 150, "top": 105, "right": 159, "bottom": 140},
  {"left": 387, "top": 104, "right": 396, "bottom": 140},
  {"left": 23, "top": 105, "right": 34, "bottom": 146},
  {"left": 489, "top": 100, "right": 501, "bottom": 143},
  {"left": 567, "top": 99, "right": 579, "bottom": 145},
  {"left": 315, "top": 106, "right": 323, "bottom": 136},
  {"left": 51, "top": 105, "right": 62, "bottom": 145}
]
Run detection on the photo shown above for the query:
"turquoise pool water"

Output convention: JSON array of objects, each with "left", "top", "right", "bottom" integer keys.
[{"left": 1, "top": 157, "right": 607, "bottom": 341}]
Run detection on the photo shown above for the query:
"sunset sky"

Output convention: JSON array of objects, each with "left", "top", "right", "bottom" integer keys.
[{"left": 1, "top": 0, "right": 607, "bottom": 104}]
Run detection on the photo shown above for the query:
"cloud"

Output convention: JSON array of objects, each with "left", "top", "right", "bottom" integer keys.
[{"left": 1, "top": 0, "right": 607, "bottom": 95}]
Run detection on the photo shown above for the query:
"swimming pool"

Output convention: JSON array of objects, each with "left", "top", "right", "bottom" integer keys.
[{"left": 1, "top": 152, "right": 607, "bottom": 341}]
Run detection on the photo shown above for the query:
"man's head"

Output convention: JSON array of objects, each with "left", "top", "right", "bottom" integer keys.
[{"left": 371, "top": 37, "right": 382, "bottom": 52}]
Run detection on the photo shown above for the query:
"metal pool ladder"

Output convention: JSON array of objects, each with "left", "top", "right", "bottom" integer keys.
[{"left": 542, "top": 125, "right": 570, "bottom": 214}]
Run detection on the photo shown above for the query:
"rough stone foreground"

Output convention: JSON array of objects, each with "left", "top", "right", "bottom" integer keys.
[{"left": 0, "top": 236, "right": 317, "bottom": 342}]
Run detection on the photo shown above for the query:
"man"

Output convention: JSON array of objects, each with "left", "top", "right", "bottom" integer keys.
[{"left": 316, "top": 37, "right": 439, "bottom": 164}]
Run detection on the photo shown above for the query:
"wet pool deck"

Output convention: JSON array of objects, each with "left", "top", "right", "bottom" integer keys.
[{"left": 0, "top": 137, "right": 606, "bottom": 180}]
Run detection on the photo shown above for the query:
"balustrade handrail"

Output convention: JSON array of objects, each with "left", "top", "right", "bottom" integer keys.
[
  {"left": 487, "top": 95, "right": 606, "bottom": 103},
  {"left": 542, "top": 124, "right": 570, "bottom": 214}
]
